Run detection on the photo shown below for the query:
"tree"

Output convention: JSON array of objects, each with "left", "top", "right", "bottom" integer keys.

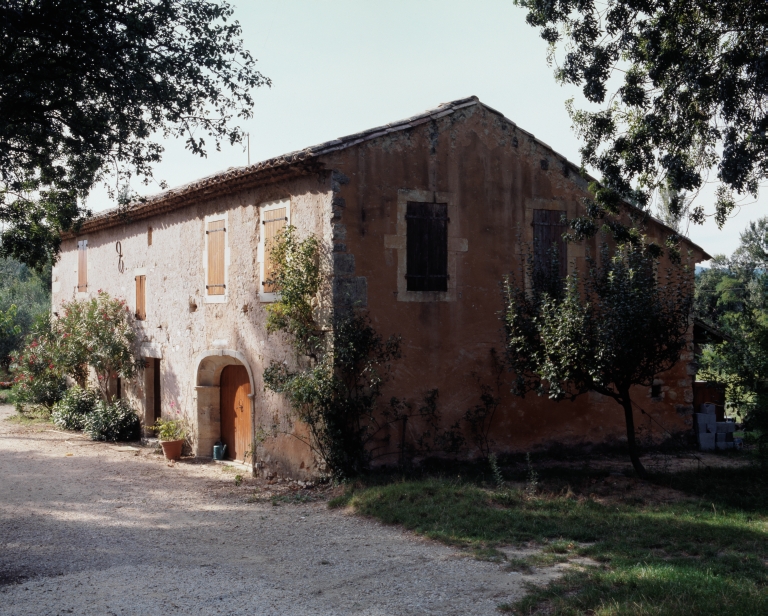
[
  {"left": 1, "top": 0, "right": 269, "bottom": 268},
  {"left": 695, "top": 218, "right": 768, "bottom": 455},
  {"left": 55, "top": 291, "right": 140, "bottom": 402},
  {"left": 516, "top": 0, "right": 768, "bottom": 232},
  {"left": 0, "top": 257, "right": 51, "bottom": 366},
  {"left": 505, "top": 242, "right": 693, "bottom": 477}
]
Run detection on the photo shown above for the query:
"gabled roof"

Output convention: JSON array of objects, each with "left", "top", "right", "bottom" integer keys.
[{"left": 70, "top": 96, "right": 712, "bottom": 260}]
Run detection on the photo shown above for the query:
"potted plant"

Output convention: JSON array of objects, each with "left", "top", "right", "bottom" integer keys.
[{"left": 153, "top": 417, "right": 187, "bottom": 461}]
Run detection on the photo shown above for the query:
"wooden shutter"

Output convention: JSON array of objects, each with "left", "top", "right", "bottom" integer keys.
[
  {"left": 206, "top": 219, "right": 226, "bottom": 296},
  {"left": 77, "top": 239, "right": 87, "bottom": 291},
  {"left": 262, "top": 207, "right": 287, "bottom": 293},
  {"left": 135, "top": 275, "right": 146, "bottom": 320},
  {"left": 532, "top": 210, "right": 568, "bottom": 283},
  {"left": 406, "top": 202, "right": 448, "bottom": 292}
]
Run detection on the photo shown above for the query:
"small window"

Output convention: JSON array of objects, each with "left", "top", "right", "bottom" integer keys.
[
  {"left": 77, "top": 239, "right": 88, "bottom": 291},
  {"left": 206, "top": 219, "right": 226, "bottom": 296},
  {"left": 147, "top": 226, "right": 153, "bottom": 246},
  {"left": 532, "top": 210, "right": 567, "bottom": 285},
  {"left": 260, "top": 201, "right": 289, "bottom": 300},
  {"left": 406, "top": 201, "right": 448, "bottom": 292},
  {"left": 135, "top": 275, "right": 146, "bottom": 320},
  {"left": 651, "top": 383, "right": 662, "bottom": 398}
]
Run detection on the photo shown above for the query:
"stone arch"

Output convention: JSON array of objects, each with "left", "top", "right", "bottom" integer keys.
[{"left": 193, "top": 349, "right": 255, "bottom": 463}]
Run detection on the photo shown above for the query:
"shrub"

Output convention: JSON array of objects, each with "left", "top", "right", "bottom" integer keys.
[
  {"left": 9, "top": 312, "right": 67, "bottom": 411},
  {"left": 83, "top": 399, "right": 141, "bottom": 442},
  {"left": 51, "top": 386, "right": 98, "bottom": 431}
]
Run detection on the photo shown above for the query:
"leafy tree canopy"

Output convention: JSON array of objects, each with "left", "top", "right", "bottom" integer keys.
[
  {"left": 505, "top": 243, "right": 693, "bottom": 477},
  {"left": 516, "top": 0, "right": 768, "bottom": 232},
  {"left": 0, "top": 0, "right": 269, "bottom": 268}
]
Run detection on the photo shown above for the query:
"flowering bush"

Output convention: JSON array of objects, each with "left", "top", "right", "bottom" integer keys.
[
  {"left": 54, "top": 291, "right": 139, "bottom": 402},
  {"left": 152, "top": 418, "right": 187, "bottom": 441},
  {"left": 51, "top": 385, "right": 98, "bottom": 431},
  {"left": 9, "top": 313, "right": 67, "bottom": 411},
  {"left": 83, "top": 399, "right": 141, "bottom": 441}
]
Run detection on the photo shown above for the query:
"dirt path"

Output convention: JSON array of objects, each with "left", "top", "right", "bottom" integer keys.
[{"left": 0, "top": 405, "right": 550, "bottom": 615}]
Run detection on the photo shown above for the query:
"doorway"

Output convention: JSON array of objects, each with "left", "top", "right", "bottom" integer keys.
[
  {"left": 219, "top": 365, "right": 251, "bottom": 462},
  {"left": 144, "top": 357, "right": 161, "bottom": 430}
]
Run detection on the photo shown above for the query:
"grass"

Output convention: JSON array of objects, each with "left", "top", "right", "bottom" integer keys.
[{"left": 331, "top": 464, "right": 768, "bottom": 615}]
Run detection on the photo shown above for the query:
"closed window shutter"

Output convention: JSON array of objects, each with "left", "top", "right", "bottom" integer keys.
[
  {"left": 262, "top": 207, "right": 287, "bottom": 293},
  {"left": 532, "top": 209, "right": 568, "bottom": 284},
  {"left": 77, "top": 240, "right": 87, "bottom": 291},
  {"left": 207, "top": 220, "right": 226, "bottom": 295},
  {"left": 135, "top": 275, "right": 146, "bottom": 320},
  {"left": 406, "top": 202, "right": 448, "bottom": 292}
]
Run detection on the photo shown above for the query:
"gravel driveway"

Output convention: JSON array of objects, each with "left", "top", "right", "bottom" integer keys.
[{"left": 0, "top": 404, "right": 550, "bottom": 615}]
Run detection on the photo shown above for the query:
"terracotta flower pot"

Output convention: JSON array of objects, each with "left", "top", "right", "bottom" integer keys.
[{"left": 160, "top": 439, "right": 184, "bottom": 461}]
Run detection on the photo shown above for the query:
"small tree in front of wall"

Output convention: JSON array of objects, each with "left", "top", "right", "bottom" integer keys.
[
  {"left": 504, "top": 242, "right": 693, "bottom": 478},
  {"left": 55, "top": 290, "right": 140, "bottom": 402}
]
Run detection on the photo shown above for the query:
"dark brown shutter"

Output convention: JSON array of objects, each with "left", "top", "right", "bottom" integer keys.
[
  {"left": 206, "top": 220, "right": 226, "bottom": 296},
  {"left": 135, "top": 275, "right": 146, "bottom": 320},
  {"left": 406, "top": 202, "right": 448, "bottom": 292},
  {"left": 262, "top": 207, "right": 287, "bottom": 293},
  {"left": 532, "top": 210, "right": 568, "bottom": 283},
  {"left": 77, "top": 239, "right": 88, "bottom": 291}
]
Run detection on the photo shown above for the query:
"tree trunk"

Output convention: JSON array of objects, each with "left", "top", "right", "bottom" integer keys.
[{"left": 618, "top": 390, "right": 647, "bottom": 479}]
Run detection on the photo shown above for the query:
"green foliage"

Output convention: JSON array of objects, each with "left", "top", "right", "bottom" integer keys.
[
  {"left": 517, "top": 0, "right": 768, "bottom": 233},
  {"left": 696, "top": 218, "right": 768, "bottom": 455},
  {"left": 83, "top": 399, "right": 140, "bottom": 442},
  {"left": 339, "top": 468, "right": 768, "bottom": 615},
  {"left": 9, "top": 313, "right": 67, "bottom": 411},
  {"left": 152, "top": 417, "right": 187, "bottom": 442},
  {"left": 263, "top": 227, "right": 417, "bottom": 479},
  {"left": 264, "top": 226, "right": 323, "bottom": 357},
  {"left": 0, "top": 0, "right": 269, "bottom": 268},
  {"left": 0, "top": 257, "right": 51, "bottom": 366},
  {"left": 51, "top": 385, "right": 98, "bottom": 431},
  {"left": 505, "top": 242, "right": 692, "bottom": 476},
  {"left": 55, "top": 291, "right": 139, "bottom": 401}
]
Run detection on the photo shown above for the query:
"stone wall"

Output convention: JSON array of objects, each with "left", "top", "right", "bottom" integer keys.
[{"left": 52, "top": 174, "right": 333, "bottom": 478}]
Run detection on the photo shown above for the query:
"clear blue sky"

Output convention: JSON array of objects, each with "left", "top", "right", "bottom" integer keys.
[{"left": 87, "top": 0, "right": 765, "bottom": 259}]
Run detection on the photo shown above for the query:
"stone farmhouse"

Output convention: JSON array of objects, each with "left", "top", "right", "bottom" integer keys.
[{"left": 52, "top": 97, "right": 710, "bottom": 477}]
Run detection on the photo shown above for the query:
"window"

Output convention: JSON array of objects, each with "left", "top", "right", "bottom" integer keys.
[
  {"left": 77, "top": 239, "right": 88, "bottom": 292},
  {"left": 259, "top": 200, "right": 289, "bottom": 301},
  {"left": 406, "top": 201, "right": 448, "bottom": 292},
  {"left": 532, "top": 209, "right": 568, "bottom": 284},
  {"left": 135, "top": 275, "right": 146, "bottom": 320},
  {"left": 206, "top": 218, "right": 227, "bottom": 297},
  {"left": 147, "top": 226, "right": 153, "bottom": 246},
  {"left": 651, "top": 383, "right": 662, "bottom": 398}
]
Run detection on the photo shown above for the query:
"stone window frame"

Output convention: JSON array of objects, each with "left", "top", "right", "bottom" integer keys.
[
  {"left": 384, "top": 189, "right": 467, "bottom": 302},
  {"left": 258, "top": 198, "right": 291, "bottom": 303},
  {"left": 203, "top": 212, "right": 230, "bottom": 305}
]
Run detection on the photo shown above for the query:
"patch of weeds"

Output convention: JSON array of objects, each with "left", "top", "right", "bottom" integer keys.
[
  {"left": 489, "top": 453, "right": 504, "bottom": 489},
  {"left": 6, "top": 405, "right": 52, "bottom": 425},
  {"left": 525, "top": 452, "right": 539, "bottom": 498},
  {"left": 328, "top": 490, "right": 354, "bottom": 509},
  {"left": 504, "top": 557, "right": 535, "bottom": 574},
  {"left": 496, "top": 602, "right": 515, "bottom": 613},
  {"left": 472, "top": 546, "right": 507, "bottom": 562},
  {"left": 234, "top": 474, "right": 243, "bottom": 487}
]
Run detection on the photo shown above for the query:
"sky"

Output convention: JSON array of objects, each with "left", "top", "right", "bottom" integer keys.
[{"left": 87, "top": 0, "right": 766, "bottom": 260}]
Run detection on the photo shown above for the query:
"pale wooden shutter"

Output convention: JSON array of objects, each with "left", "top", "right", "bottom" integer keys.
[
  {"left": 262, "top": 207, "right": 287, "bottom": 293},
  {"left": 77, "top": 240, "right": 87, "bottom": 291},
  {"left": 135, "top": 275, "right": 146, "bottom": 320},
  {"left": 532, "top": 210, "right": 568, "bottom": 285},
  {"left": 405, "top": 202, "right": 448, "bottom": 292},
  {"left": 207, "top": 220, "right": 226, "bottom": 296}
]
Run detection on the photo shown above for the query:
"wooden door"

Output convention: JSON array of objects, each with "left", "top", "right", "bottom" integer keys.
[{"left": 220, "top": 365, "right": 252, "bottom": 462}]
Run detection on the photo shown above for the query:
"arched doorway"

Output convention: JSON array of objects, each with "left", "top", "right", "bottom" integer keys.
[
  {"left": 220, "top": 365, "right": 252, "bottom": 461},
  {"left": 194, "top": 349, "right": 255, "bottom": 463}
]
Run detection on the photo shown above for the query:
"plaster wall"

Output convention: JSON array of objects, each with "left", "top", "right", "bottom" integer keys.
[
  {"left": 322, "top": 104, "right": 702, "bottom": 463},
  {"left": 52, "top": 174, "right": 333, "bottom": 478}
]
